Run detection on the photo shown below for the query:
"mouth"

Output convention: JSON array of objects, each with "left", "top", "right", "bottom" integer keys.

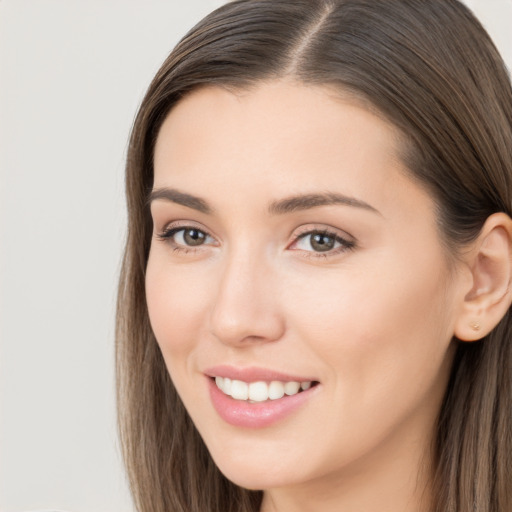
[
  {"left": 212, "top": 376, "right": 319, "bottom": 403},
  {"left": 205, "top": 366, "right": 321, "bottom": 427}
]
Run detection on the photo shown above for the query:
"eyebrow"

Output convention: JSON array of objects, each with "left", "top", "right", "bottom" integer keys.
[
  {"left": 268, "top": 192, "right": 380, "bottom": 215},
  {"left": 148, "top": 187, "right": 380, "bottom": 216},
  {"left": 148, "top": 187, "right": 212, "bottom": 214}
]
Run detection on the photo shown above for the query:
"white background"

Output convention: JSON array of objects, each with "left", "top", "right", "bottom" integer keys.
[{"left": 0, "top": 1, "right": 510, "bottom": 511}]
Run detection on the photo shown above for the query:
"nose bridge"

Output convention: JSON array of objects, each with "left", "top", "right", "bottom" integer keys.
[{"left": 209, "top": 242, "right": 284, "bottom": 345}]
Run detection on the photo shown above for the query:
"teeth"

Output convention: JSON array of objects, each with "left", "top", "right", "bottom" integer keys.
[
  {"left": 284, "top": 381, "right": 300, "bottom": 395},
  {"left": 214, "top": 377, "right": 314, "bottom": 402},
  {"left": 249, "top": 381, "right": 268, "bottom": 402},
  {"left": 268, "top": 381, "right": 285, "bottom": 400},
  {"left": 230, "top": 380, "right": 249, "bottom": 400}
]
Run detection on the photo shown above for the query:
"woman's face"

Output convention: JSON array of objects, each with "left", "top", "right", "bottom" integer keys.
[{"left": 146, "top": 82, "right": 464, "bottom": 496}]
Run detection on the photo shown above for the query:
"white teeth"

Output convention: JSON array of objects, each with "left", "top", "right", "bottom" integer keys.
[
  {"left": 284, "top": 381, "right": 301, "bottom": 395},
  {"left": 214, "top": 377, "right": 314, "bottom": 402},
  {"left": 230, "top": 380, "right": 249, "bottom": 400},
  {"left": 268, "top": 381, "right": 285, "bottom": 400},
  {"left": 248, "top": 381, "right": 268, "bottom": 402}
]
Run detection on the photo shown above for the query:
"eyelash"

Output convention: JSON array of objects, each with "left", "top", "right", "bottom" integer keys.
[{"left": 156, "top": 225, "right": 356, "bottom": 258}]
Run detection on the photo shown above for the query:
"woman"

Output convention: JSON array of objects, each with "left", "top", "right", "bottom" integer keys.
[{"left": 116, "top": 1, "right": 512, "bottom": 511}]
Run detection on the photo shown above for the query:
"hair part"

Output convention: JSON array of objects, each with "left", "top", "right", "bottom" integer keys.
[{"left": 116, "top": 1, "right": 512, "bottom": 511}]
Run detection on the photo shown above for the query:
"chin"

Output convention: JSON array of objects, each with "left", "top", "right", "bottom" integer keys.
[
  {"left": 217, "top": 463, "right": 296, "bottom": 491},
  {"left": 207, "top": 443, "right": 311, "bottom": 491}
]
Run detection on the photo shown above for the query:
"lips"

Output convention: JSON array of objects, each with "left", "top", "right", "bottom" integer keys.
[
  {"left": 205, "top": 365, "right": 318, "bottom": 383},
  {"left": 205, "top": 365, "right": 320, "bottom": 428}
]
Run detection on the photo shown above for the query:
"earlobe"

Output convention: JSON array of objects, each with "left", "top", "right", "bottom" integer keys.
[{"left": 454, "top": 213, "right": 512, "bottom": 342}]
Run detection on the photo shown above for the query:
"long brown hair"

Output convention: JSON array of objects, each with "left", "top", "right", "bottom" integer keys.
[{"left": 116, "top": 1, "right": 512, "bottom": 511}]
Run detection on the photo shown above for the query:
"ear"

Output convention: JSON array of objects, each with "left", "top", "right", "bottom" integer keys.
[{"left": 454, "top": 213, "right": 512, "bottom": 342}]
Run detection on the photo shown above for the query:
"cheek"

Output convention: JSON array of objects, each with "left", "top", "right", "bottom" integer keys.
[
  {"left": 285, "top": 250, "right": 455, "bottom": 396},
  {"left": 145, "top": 256, "right": 210, "bottom": 362},
  {"left": 278, "top": 254, "right": 456, "bottom": 465}
]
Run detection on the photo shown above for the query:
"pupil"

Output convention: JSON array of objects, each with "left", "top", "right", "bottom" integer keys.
[
  {"left": 184, "top": 229, "right": 206, "bottom": 246},
  {"left": 311, "top": 233, "right": 334, "bottom": 252}
]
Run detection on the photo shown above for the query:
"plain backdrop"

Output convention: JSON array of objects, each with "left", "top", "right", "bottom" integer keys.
[{"left": 0, "top": 1, "right": 510, "bottom": 511}]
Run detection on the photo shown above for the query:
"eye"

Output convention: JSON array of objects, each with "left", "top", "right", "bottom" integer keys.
[
  {"left": 290, "top": 229, "right": 355, "bottom": 255},
  {"left": 174, "top": 227, "right": 209, "bottom": 246},
  {"left": 157, "top": 225, "right": 216, "bottom": 250}
]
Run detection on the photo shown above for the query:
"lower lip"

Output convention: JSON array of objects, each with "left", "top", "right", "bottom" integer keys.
[{"left": 207, "top": 378, "right": 318, "bottom": 428}]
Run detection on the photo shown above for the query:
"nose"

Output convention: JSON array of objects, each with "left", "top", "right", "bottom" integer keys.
[{"left": 209, "top": 249, "right": 285, "bottom": 347}]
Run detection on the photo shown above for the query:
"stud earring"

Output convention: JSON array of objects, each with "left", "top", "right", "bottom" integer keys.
[{"left": 470, "top": 321, "right": 481, "bottom": 332}]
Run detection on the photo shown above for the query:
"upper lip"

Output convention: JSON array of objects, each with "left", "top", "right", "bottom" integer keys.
[{"left": 204, "top": 365, "right": 318, "bottom": 383}]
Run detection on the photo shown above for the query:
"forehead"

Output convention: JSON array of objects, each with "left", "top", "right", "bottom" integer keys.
[
  {"left": 156, "top": 81, "right": 401, "bottom": 145},
  {"left": 153, "top": 81, "right": 405, "bottom": 190}
]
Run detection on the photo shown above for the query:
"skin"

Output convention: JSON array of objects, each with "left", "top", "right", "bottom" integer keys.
[{"left": 145, "top": 81, "right": 472, "bottom": 512}]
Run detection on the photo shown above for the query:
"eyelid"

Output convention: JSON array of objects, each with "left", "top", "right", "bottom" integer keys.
[
  {"left": 157, "top": 218, "right": 208, "bottom": 232},
  {"left": 292, "top": 223, "right": 354, "bottom": 240},
  {"left": 291, "top": 224, "right": 355, "bottom": 244}
]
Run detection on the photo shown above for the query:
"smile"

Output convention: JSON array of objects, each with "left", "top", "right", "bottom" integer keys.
[
  {"left": 207, "top": 370, "right": 320, "bottom": 428},
  {"left": 214, "top": 376, "right": 314, "bottom": 402}
]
